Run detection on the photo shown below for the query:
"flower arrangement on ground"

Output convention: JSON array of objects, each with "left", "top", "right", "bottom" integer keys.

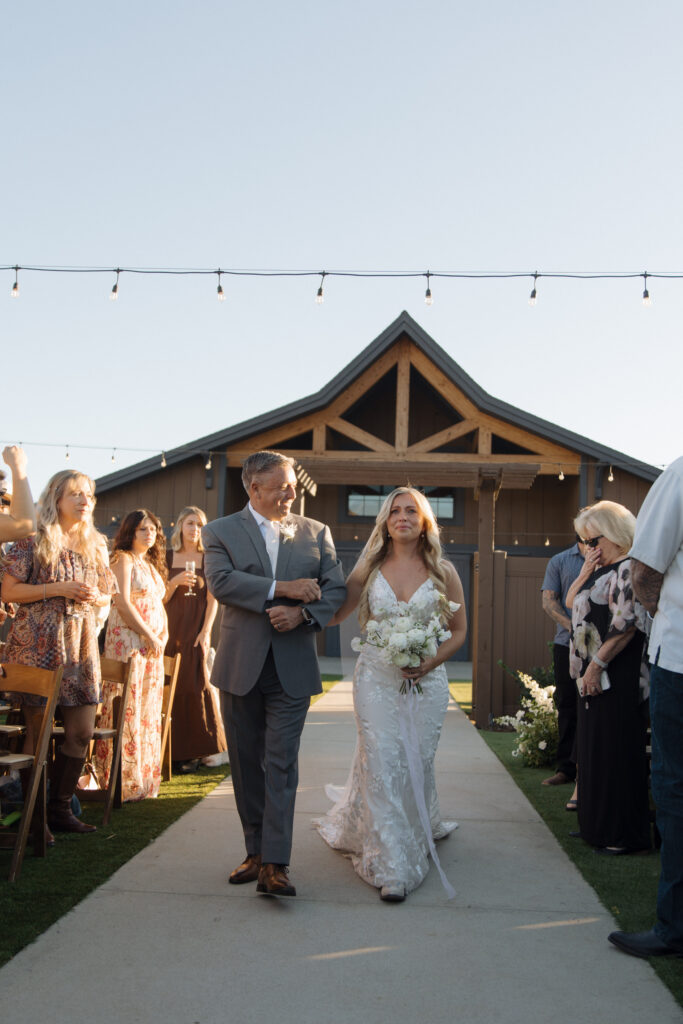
[
  {"left": 494, "top": 673, "right": 559, "bottom": 768},
  {"left": 351, "top": 589, "right": 459, "bottom": 693}
]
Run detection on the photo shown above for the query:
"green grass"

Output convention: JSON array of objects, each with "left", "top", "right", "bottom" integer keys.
[
  {"left": 449, "top": 681, "right": 472, "bottom": 716},
  {"left": 0, "top": 763, "right": 229, "bottom": 967},
  {"left": 482, "top": 730, "right": 683, "bottom": 1008}
]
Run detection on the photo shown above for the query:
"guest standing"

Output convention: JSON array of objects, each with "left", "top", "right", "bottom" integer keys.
[
  {"left": 1, "top": 470, "right": 116, "bottom": 834},
  {"left": 164, "top": 506, "right": 226, "bottom": 773},
  {"left": 95, "top": 510, "right": 168, "bottom": 801},
  {"left": 567, "top": 501, "right": 651, "bottom": 854}
]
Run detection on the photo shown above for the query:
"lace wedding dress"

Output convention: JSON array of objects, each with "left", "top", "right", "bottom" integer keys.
[{"left": 314, "top": 571, "right": 457, "bottom": 895}]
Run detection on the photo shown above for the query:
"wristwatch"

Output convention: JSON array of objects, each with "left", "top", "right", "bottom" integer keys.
[{"left": 300, "top": 606, "right": 314, "bottom": 626}]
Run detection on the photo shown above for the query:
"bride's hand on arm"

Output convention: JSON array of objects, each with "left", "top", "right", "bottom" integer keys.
[{"left": 327, "top": 567, "right": 364, "bottom": 627}]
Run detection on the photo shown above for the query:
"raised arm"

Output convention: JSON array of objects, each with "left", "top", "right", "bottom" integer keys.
[{"left": 0, "top": 446, "right": 36, "bottom": 542}]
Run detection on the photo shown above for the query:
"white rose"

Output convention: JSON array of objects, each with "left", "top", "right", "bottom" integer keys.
[
  {"left": 407, "top": 628, "right": 426, "bottom": 644},
  {"left": 538, "top": 740, "right": 547, "bottom": 751},
  {"left": 350, "top": 637, "right": 362, "bottom": 653},
  {"left": 392, "top": 652, "right": 411, "bottom": 668},
  {"left": 388, "top": 633, "right": 408, "bottom": 651},
  {"left": 366, "top": 619, "right": 379, "bottom": 633},
  {"left": 425, "top": 639, "right": 437, "bottom": 658},
  {"left": 409, "top": 654, "right": 421, "bottom": 668}
]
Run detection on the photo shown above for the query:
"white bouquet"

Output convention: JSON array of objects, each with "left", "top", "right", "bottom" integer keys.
[{"left": 352, "top": 590, "right": 460, "bottom": 693}]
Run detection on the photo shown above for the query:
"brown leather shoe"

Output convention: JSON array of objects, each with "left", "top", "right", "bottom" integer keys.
[
  {"left": 541, "top": 771, "right": 571, "bottom": 786},
  {"left": 256, "top": 863, "right": 296, "bottom": 898},
  {"left": 228, "top": 854, "right": 261, "bottom": 885}
]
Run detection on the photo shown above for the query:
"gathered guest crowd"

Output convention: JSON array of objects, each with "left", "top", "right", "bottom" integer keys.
[{"left": 1, "top": 443, "right": 683, "bottom": 960}]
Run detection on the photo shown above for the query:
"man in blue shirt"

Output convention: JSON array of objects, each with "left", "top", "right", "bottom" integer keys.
[{"left": 540, "top": 538, "right": 586, "bottom": 788}]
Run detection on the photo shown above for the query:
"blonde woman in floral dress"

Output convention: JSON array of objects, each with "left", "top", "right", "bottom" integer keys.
[
  {"left": 95, "top": 509, "right": 168, "bottom": 801},
  {"left": 315, "top": 487, "right": 467, "bottom": 902},
  {"left": 1, "top": 470, "right": 116, "bottom": 836},
  {"left": 567, "top": 501, "right": 651, "bottom": 855}
]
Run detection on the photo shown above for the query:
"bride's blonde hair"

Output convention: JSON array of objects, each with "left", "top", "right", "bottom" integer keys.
[
  {"left": 355, "top": 487, "right": 449, "bottom": 628},
  {"left": 34, "top": 470, "right": 106, "bottom": 569}
]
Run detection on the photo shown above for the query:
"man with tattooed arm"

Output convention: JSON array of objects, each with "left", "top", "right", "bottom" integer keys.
[{"left": 609, "top": 457, "right": 683, "bottom": 959}]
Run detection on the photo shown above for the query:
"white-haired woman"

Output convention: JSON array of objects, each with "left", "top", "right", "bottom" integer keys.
[
  {"left": 163, "top": 506, "right": 226, "bottom": 772},
  {"left": 566, "top": 500, "right": 651, "bottom": 855},
  {"left": 315, "top": 487, "right": 467, "bottom": 901},
  {"left": 1, "top": 470, "right": 116, "bottom": 836}
]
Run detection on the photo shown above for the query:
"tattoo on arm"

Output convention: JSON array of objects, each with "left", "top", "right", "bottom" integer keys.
[
  {"left": 542, "top": 591, "right": 571, "bottom": 629},
  {"left": 631, "top": 558, "right": 664, "bottom": 615}
]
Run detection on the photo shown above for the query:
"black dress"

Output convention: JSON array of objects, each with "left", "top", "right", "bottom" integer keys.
[{"left": 570, "top": 558, "right": 651, "bottom": 851}]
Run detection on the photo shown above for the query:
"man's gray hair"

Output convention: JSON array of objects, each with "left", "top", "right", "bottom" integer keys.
[{"left": 242, "top": 451, "right": 295, "bottom": 494}]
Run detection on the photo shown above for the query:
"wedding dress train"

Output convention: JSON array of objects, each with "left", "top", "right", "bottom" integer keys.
[{"left": 314, "top": 572, "right": 457, "bottom": 895}]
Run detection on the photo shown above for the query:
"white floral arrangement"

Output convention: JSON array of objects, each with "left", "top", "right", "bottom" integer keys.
[
  {"left": 279, "top": 518, "right": 297, "bottom": 542},
  {"left": 494, "top": 673, "right": 558, "bottom": 768},
  {"left": 352, "top": 589, "right": 459, "bottom": 694}
]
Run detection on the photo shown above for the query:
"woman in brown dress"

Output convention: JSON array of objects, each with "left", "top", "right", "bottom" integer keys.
[{"left": 164, "top": 506, "right": 226, "bottom": 772}]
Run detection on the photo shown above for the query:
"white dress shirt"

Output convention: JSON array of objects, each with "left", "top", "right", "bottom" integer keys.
[{"left": 249, "top": 503, "right": 278, "bottom": 601}]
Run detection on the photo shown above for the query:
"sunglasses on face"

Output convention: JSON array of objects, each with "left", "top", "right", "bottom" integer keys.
[{"left": 583, "top": 535, "right": 604, "bottom": 548}]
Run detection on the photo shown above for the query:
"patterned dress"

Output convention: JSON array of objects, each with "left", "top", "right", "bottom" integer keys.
[
  {"left": 570, "top": 558, "right": 651, "bottom": 851},
  {"left": 94, "top": 554, "right": 167, "bottom": 801},
  {"left": 1, "top": 536, "right": 116, "bottom": 706}
]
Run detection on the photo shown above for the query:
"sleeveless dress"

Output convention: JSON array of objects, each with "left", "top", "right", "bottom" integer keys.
[
  {"left": 315, "top": 571, "right": 457, "bottom": 894},
  {"left": 164, "top": 551, "right": 226, "bottom": 761},
  {"left": 94, "top": 555, "right": 167, "bottom": 801}
]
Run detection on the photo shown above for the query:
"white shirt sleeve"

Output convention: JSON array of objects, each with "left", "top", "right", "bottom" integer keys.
[{"left": 631, "top": 462, "right": 683, "bottom": 575}]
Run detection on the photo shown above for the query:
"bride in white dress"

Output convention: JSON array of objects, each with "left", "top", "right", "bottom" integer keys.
[{"left": 315, "top": 487, "right": 467, "bottom": 902}]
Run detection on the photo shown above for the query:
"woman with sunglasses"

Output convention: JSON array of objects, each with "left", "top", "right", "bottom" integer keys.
[{"left": 565, "top": 500, "right": 651, "bottom": 855}]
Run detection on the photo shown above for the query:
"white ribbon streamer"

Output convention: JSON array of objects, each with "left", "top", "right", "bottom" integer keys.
[{"left": 397, "top": 691, "right": 456, "bottom": 900}]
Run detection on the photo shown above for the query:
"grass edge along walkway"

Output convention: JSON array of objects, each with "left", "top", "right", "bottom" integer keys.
[
  {"left": 0, "top": 673, "right": 343, "bottom": 967},
  {"left": 481, "top": 729, "right": 683, "bottom": 1010}
]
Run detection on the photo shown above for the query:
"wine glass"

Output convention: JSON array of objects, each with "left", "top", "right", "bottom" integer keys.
[{"left": 185, "top": 560, "right": 196, "bottom": 597}]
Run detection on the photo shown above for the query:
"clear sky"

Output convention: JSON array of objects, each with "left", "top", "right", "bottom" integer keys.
[{"left": 3, "top": 0, "right": 681, "bottom": 500}]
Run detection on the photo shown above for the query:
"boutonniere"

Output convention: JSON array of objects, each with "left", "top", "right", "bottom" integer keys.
[{"left": 279, "top": 518, "right": 297, "bottom": 542}]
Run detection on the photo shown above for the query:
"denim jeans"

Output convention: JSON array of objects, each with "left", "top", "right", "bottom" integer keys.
[{"left": 650, "top": 664, "right": 683, "bottom": 948}]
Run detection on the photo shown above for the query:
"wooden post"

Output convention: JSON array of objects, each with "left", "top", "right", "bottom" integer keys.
[{"left": 474, "top": 475, "right": 498, "bottom": 729}]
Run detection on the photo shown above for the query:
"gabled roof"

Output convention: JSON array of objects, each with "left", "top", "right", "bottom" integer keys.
[{"left": 96, "top": 311, "right": 660, "bottom": 492}]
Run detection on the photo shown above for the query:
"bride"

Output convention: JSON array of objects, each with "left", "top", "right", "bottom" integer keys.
[{"left": 315, "top": 487, "right": 467, "bottom": 902}]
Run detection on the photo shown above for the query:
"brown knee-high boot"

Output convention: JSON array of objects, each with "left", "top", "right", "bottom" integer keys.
[{"left": 47, "top": 750, "right": 97, "bottom": 833}]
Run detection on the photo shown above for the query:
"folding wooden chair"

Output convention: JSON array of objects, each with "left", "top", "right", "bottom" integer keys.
[
  {"left": 160, "top": 653, "right": 181, "bottom": 782},
  {"left": 0, "top": 662, "right": 64, "bottom": 882},
  {"left": 75, "top": 657, "right": 136, "bottom": 826}
]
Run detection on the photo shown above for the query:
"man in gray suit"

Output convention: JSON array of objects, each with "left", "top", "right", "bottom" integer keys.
[{"left": 203, "top": 450, "right": 346, "bottom": 898}]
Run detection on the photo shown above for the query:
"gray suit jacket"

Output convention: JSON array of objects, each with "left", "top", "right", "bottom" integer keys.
[{"left": 202, "top": 505, "right": 346, "bottom": 697}]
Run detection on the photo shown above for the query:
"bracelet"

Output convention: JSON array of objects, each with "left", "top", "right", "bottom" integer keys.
[{"left": 592, "top": 654, "right": 609, "bottom": 669}]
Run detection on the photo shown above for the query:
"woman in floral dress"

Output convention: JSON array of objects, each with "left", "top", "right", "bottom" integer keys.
[
  {"left": 95, "top": 509, "right": 168, "bottom": 801},
  {"left": 315, "top": 488, "right": 467, "bottom": 902},
  {"left": 1, "top": 470, "right": 116, "bottom": 836},
  {"left": 567, "top": 500, "right": 651, "bottom": 854}
]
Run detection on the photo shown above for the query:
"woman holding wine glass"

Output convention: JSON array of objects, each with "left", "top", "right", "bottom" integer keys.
[
  {"left": 94, "top": 509, "right": 168, "bottom": 801},
  {"left": 163, "top": 506, "right": 226, "bottom": 773}
]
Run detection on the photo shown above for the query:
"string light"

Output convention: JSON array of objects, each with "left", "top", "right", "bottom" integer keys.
[
  {"left": 558, "top": 469, "right": 565, "bottom": 481},
  {"left": 544, "top": 537, "right": 550, "bottom": 546},
  {"left": 216, "top": 271, "right": 225, "bottom": 302},
  {"left": 110, "top": 269, "right": 120, "bottom": 301},
  {"left": 111, "top": 449, "right": 116, "bottom": 463},
  {"left": 11, "top": 266, "right": 19, "bottom": 298},
  {"left": 315, "top": 272, "right": 326, "bottom": 305},
  {"left": 204, "top": 454, "right": 212, "bottom": 470},
  {"left": 160, "top": 452, "right": 167, "bottom": 468},
  {"left": 608, "top": 465, "right": 614, "bottom": 482},
  {"left": 642, "top": 272, "right": 651, "bottom": 306},
  {"left": 65, "top": 445, "right": 70, "bottom": 461},
  {"left": 529, "top": 272, "right": 538, "bottom": 306},
  {"left": 424, "top": 271, "right": 433, "bottom": 306}
]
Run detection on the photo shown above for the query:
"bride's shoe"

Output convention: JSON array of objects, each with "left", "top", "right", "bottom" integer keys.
[{"left": 380, "top": 884, "right": 406, "bottom": 902}]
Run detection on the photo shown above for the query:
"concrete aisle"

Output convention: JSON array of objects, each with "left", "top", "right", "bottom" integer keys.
[{"left": 1, "top": 683, "right": 680, "bottom": 1024}]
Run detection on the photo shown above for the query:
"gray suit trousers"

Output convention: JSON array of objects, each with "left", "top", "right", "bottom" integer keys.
[{"left": 220, "top": 648, "right": 310, "bottom": 865}]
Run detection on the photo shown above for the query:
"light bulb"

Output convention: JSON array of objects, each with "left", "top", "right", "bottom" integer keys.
[
  {"left": 558, "top": 470, "right": 564, "bottom": 481},
  {"left": 608, "top": 465, "right": 614, "bottom": 483},
  {"left": 529, "top": 273, "right": 538, "bottom": 306},
  {"left": 544, "top": 537, "right": 550, "bottom": 546},
  {"left": 11, "top": 276, "right": 19, "bottom": 298},
  {"left": 205, "top": 455, "right": 212, "bottom": 470},
  {"left": 160, "top": 452, "right": 167, "bottom": 468},
  {"left": 424, "top": 272, "right": 433, "bottom": 305},
  {"left": 111, "top": 450, "right": 116, "bottom": 463},
  {"left": 642, "top": 272, "right": 651, "bottom": 306},
  {"left": 217, "top": 283, "right": 225, "bottom": 301},
  {"left": 65, "top": 447, "right": 70, "bottom": 461},
  {"left": 316, "top": 272, "right": 325, "bottom": 304}
]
